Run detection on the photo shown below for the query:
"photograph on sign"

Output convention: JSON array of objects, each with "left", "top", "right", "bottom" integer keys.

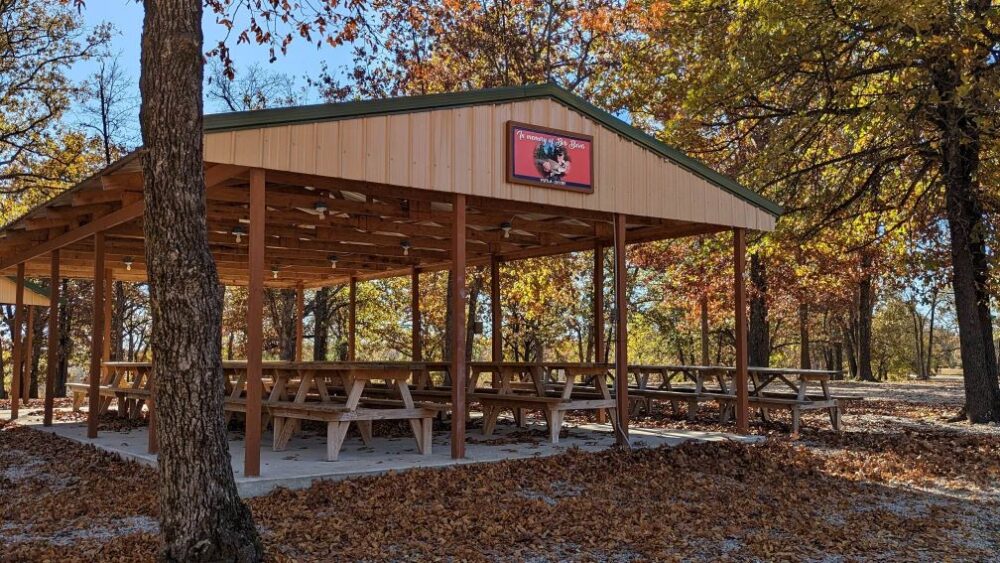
[{"left": 506, "top": 121, "right": 594, "bottom": 192}]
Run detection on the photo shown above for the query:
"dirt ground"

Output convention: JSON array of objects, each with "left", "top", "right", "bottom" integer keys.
[{"left": 1, "top": 378, "right": 998, "bottom": 562}]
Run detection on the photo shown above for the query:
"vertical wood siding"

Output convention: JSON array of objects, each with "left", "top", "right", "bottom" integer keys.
[{"left": 205, "top": 99, "right": 777, "bottom": 231}]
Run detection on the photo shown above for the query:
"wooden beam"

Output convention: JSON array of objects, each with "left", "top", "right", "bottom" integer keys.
[
  {"left": 204, "top": 164, "right": 249, "bottom": 187},
  {"left": 100, "top": 172, "right": 143, "bottom": 191},
  {"left": 295, "top": 282, "right": 304, "bottom": 362},
  {"left": 348, "top": 277, "right": 357, "bottom": 361},
  {"left": 0, "top": 165, "right": 246, "bottom": 270},
  {"left": 451, "top": 194, "right": 467, "bottom": 459},
  {"left": 87, "top": 233, "right": 106, "bottom": 439},
  {"left": 613, "top": 214, "right": 629, "bottom": 446},
  {"left": 0, "top": 201, "right": 143, "bottom": 271},
  {"left": 490, "top": 256, "right": 502, "bottom": 363},
  {"left": 411, "top": 268, "right": 421, "bottom": 362},
  {"left": 44, "top": 250, "right": 59, "bottom": 426},
  {"left": 10, "top": 264, "right": 24, "bottom": 419},
  {"left": 244, "top": 168, "right": 265, "bottom": 477},
  {"left": 734, "top": 228, "right": 749, "bottom": 433}
]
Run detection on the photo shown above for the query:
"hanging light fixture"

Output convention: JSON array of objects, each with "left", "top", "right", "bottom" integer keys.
[
  {"left": 314, "top": 200, "right": 329, "bottom": 219},
  {"left": 271, "top": 266, "right": 280, "bottom": 279},
  {"left": 328, "top": 255, "right": 338, "bottom": 269},
  {"left": 123, "top": 257, "right": 134, "bottom": 271},
  {"left": 400, "top": 240, "right": 412, "bottom": 256},
  {"left": 500, "top": 221, "right": 513, "bottom": 239},
  {"left": 232, "top": 225, "right": 246, "bottom": 244}
]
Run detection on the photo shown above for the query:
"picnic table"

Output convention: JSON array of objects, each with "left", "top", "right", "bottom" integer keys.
[
  {"left": 221, "top": 362, "right": 441, "bottom": 461},
  {"left": 468, "top": 362, "right": 619, "bottom": 443},
  {"left": 627, "top": 364, "right": 851, "bottom": 434},
  {"left": 68, "top": 362, "right": 154, "bottom": 419}
]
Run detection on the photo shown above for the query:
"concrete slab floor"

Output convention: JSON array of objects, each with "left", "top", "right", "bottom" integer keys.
[{"left": 11, "top": 409, "right": 755, "bottom": 497}]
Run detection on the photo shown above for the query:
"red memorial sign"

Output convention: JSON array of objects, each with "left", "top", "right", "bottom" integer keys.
[{"left": 506, "top": 121, "right": 594, "bottom": 193}]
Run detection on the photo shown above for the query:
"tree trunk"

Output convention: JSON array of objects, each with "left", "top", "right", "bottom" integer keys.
[
  {"left": 910, "top": 303, "right": 927, "bottom": 379},
  {"left": 112, "top": 281, "right": 126, "bottom": 360},
  {"left": 832, "top": 341, "right": 843, "bottom": 379},
  {"left": 926, "top": 288, "right": 937, "bottom": 377},
  {"left": 29, "top": 310, "right": 44, "bottom": 399},
  {"left": 139, "top": 1, "right": 262, "bottom": 560},
  {"left": 0, "top": 333, "right": 6, "bottom": 400},
  {"left": 268, "top": 289, "right": 296, "bottom": 361},
  {"left": 857, "top": 259, "right": 876, "bottom": 382},
  {"left": 748, "top": 252, "right": 770, "bottom": 367},
  {"left": 798, "top": 301, "right": 810, "bottom": 369},
  {"left": 931, "top": 56, "right": 1000, "bottom": 422},
  {"left": 464, "top": 271, "right": 482, "bottom": 362},
  {"left": 56, "top": 279, "right": 71, "bottom": 397},
  {"left": 313, "top": 287, "right": 329, "bottom": 361}
]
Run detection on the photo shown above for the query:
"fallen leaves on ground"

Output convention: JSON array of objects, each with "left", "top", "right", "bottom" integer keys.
[{"left": 1, "top": 385, "right": 998, "bottom": 562}]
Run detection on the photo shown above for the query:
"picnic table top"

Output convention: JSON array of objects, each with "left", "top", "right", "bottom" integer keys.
[
  {"left": 103, "top": 360, "right": 615, "bottom": 370},
  {"left": 629, "top": 364, "right": 841, "bottom": 377},
  {"left": 102, "top": 360, "right": 839, "bottom": 378},
  {"left": 104, "top": 360, "right": 431, "bottom": 370}
]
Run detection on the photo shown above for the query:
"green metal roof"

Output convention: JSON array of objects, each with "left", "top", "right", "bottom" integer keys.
[{"left": 204, "top": 83, "right": 782, "bottom": 217}]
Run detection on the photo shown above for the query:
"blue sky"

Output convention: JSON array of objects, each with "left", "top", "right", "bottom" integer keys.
[{"left": 69, "top": 1, "right": 355, "bottom": 112}]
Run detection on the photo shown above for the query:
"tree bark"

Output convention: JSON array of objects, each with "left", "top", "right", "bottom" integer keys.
[
  {"left": 465, "top": 271, "right": 482, "bottom": 362},
  {"left": 926, "top": 288, "right": 937, "bottom": 378},
  {"left": 111, "top": 281, "right": 126, "bottom": 360},
  {"left": 139, "top": 1, "right": 262, "bottom": 560},
  {"left": 857, "top": 257, "right": 876, "bottom": 382},
  {"left": 28, "top": 309, "right": 44, "bottom": 399},
  {"left": 930, "top": 53, "right": 1000, "bottom": 421},
  {"left": 748, "top": 252, "right": 769, "bottom": 368},
  {"left": 798, "top": 301, "right": 810, "bottom": 370},
  {"left": 832, "top": 341, "right": 843, "bottom": 378},
  {"left": 267, "top": 288, "right": 296, "bottom": 361},
  {"left": 55, "top": 279, "right": 71, "bottom": 397},
  {"left": 313, "top": 287, "right": 330, "bottom": 361},
  {"left": 0, "top": 331, "right": 6, "bottom": 400},
  {"left": 910, "top": 303, "right": 927, "bottom": 379}
]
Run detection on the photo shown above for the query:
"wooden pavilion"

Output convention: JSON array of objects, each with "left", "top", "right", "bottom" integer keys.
[{"left": 0, "top": 84, "right": 780, "bottom": 476}]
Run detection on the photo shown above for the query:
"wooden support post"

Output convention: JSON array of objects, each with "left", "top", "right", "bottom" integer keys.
[
  {"left": 613, "top": 214, "right": 629, "bottom": 445},
  {"left": 87, "top": 233, "right": 106, "bottom": 438},
  {"left": 22, "top": 306, "right": 34, "bottom": 401},
  {"left": 348, "top": 277, "right": 357, "bottom": 361},
  {"left": 411, "top": 268, "right": 422, "bottom": 361},
  {"left": 450, "top": 194, "right": 467, "bottom": 459},
  {"left": 10, "top": 263, "right": 24, "bottom": 419},
  {"left": 594, "top": 243, "right": 607, "bottom": 423},
  {"left": 594, "top": 242, "right": 605, "bottom": 362},
  {"left": 294, "top": 282, "right": 304, "bottom": 362},
  {"left": 734, "top": 228, "right": 749, "bottom": 433},
  {"left": 245, "top": 168, "right": 265, "bottom": 477},
  {"left": 44, "top": 250, "right": 60, "bottom": 426},
  {"left": 490, "top": 256, "right": 502, "bottom": 363}
]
